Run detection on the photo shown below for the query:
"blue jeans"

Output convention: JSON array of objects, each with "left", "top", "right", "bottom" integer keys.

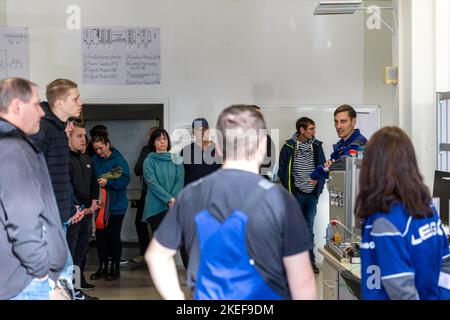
[
  {"left": 61, "top": 220, "right": 75, "bottom": 299},
  {"left": 295, "top": 190, "right": 318, "bottom": 264},
  {"left": 10, "top": 278, "right": 50, "bottom": 300}
]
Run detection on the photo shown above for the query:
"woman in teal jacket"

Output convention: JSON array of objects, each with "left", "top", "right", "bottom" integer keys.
[
  {"left": 90, "top": 134, "right": 130, "bottom": 281},
  {"left": 143, "top": 128, "right": 184, "bottom": 232}
]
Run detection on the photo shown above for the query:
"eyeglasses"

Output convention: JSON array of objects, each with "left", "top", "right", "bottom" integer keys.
[{"left": 155, "top": 136, "right": 168, "bottom": 142}]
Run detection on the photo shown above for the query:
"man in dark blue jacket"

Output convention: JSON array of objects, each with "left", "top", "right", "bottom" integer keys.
[
  {"left": 310, "top": 104, "right": 367, "bottom": 181},
  {"left": 278, "top": 117, "right": 326, "bottom": 273},
  {"left": 31, "top": 79, "right": 84, "bottom": 226}
]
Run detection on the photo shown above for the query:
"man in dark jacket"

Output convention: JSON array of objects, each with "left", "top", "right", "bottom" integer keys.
[
  {"left": 181, "top": 118, "right": 222, "bottom": 186},
  {"left": 31, "top": 79, "right": 84, "bottom": 226},
  {"left": 0, "top": 77, "right": 68, "bottom": 300},
  {"left": 68, "top": 122, "right": 100, "bottom": 299},
  {"left": 310, "top": 104, "right": 367, "bottom": 180},
  {"left": 278, "top": 117, "right": 326, "bottom": 273}
]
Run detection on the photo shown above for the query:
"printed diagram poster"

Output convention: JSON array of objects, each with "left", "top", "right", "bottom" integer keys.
[
  {"left": 0, "top": 27, "right": 29, "bottom": 79},
  {"left": 82, "top": 27, "right": 160, "bottom": 85}
]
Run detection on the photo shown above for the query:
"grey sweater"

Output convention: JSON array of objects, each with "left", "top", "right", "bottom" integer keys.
[{"left": 0, "top": 120, "right": 68, "bottom": 299}]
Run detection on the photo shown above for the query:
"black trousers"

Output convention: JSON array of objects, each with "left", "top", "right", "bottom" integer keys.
[
  {"left": 66, "top": 216, "right": 91, "bottom": 274},
  {"left": 95, "top": 214, "right": 124, "bottom": 263},
  {"left": 135, "top": 190, "right": 150, "bottom": 255},
  {"left": 180, "top": 247, "right": 189, "bottom": 270},
  {"left": 147, "top": 211, "right": 189, "bottom": 270},
  {"left": 146, "top": 210, "right": 167, "bottom": 233}
]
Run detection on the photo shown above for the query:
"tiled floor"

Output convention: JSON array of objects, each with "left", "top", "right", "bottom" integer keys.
[
  {"left": 84, "top": 245, "right": 190, "bottom": 300},
  {"left": 83, "top": 245, "right": 322, "bottom": 300},
  {"left": 85, "top": 264, "right": 191, "bottom": 300}
]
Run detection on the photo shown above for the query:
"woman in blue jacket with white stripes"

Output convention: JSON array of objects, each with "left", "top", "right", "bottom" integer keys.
[{"left": 356, "top": 127, "right": 450, "bottom": 300}]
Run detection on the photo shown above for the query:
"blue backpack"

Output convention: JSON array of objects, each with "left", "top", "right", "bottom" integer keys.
[{"left": 188, "top": 179, "right": 283, "bottom": 300}]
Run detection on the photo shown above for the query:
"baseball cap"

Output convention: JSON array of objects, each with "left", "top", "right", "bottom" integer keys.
[{"left": 192, "top": 118, "right": 209, "bottom": 129}]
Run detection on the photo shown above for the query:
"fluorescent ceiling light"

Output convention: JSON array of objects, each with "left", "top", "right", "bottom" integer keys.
[{"left": 314, "top": 0, "right": 363, "bottom": 15}]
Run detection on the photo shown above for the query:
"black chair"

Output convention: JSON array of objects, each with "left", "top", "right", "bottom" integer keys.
[{"left": 433, "top": 170, "right": 450, "bottom": 224}]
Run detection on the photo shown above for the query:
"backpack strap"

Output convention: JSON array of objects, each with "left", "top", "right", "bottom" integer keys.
[
  {"left": 192, "top": 177, "right": 274, "bottom": 221},
  {"left": 186, "top": 176, "right": 274, "bottom": 291},
  {"left": 241, "top": 179, "right": 274, "bottom": 213}
]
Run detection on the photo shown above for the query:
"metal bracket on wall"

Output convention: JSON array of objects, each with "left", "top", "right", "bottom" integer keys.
[
  {"left": 313, "top": 1, "right": 397, "bottom": 35},
  {"left": 441, "top": 144, "right": 450, "bottom": 152}
]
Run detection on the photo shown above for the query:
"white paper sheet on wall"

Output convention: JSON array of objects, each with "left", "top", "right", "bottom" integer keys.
[
  {"left": 81, "top": 26, "right": 161, "bottom": 85},
  {"left": 0, "top": 27, "right": 29, "bottom": 80},
  {"left": 171, "top": 123, "right": 193, "bottom": 155}
]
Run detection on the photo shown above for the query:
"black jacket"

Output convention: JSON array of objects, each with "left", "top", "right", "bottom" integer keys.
[
  {"left": 0, "top": 119, "right": 68, "bottom": 299},
  {"left": 70, "top": 150, "right": 99, "bottom": 209},
  {"left": 260, "top": 134, "right": 276, "bottom": 179},
  {"left": 134, "top": 145, "right": 151, "bottom": 192},
  {"left": 30, "top": 102, "right": 73, "bottom": 223},
  {"left": 278, "top": 136, "right": 326, "bottom": 197},
  {"left": 180, "top": 142, "right": 222, "bottom": 186}
]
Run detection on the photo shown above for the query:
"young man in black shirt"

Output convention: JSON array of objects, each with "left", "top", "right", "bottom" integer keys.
[{"left": 68, "top": 122, "right": 100, "bottom": 300}]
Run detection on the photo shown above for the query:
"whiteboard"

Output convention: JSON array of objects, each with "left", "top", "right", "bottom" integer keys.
[
  {"left": 260, "top": 105, "right": 380, "bottom": 263},
  {"left": 85, "top": 119, "right": 159, "bottom": 194}
]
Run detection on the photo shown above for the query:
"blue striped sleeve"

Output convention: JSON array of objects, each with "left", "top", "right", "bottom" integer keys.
[{"left": 371, "top": 217, "right": 419, "bottom": 300}]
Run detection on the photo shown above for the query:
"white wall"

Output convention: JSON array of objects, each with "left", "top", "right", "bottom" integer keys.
[
  {"left": 395, "top": 0, "right": 436, "bottom": 188},
  {"left": 363, "top": 0, "right": 396, "bottom": 126},
  {"left": 0, "top": 2, "right": 5, "bottom": 24},
  {"left": 4, "top": 0, "right": 368, "bottom": 131},
  {"left": 435, "top": 0, "right": 450, "bottom": 93}
]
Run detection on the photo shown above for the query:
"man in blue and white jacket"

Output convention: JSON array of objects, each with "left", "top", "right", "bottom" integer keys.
[{"left": 310, "top": 104, "right": 367, "bottom": 181}]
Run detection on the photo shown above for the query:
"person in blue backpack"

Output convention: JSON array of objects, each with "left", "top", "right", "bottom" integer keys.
[
  {"left": 146, "top": 104, "right": 316, "bottom": 300},
  {"left": 310, "top": 104, "right": 367, "bottom": 181},
  {"left": 356, "top": 126, "right": 450, "bottom": 300}
]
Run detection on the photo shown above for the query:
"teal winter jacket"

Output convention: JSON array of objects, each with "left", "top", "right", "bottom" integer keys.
[{"left": 143, "top": 152, "right": 184, "bottom": 220}]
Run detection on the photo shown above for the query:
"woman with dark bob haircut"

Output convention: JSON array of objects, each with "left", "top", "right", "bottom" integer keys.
[
  {"left": 142, "top": 129, "right": 184, "bottom": 234},
  {"left": 356, "top": 126, "right": 450, "bottom": 300}
]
